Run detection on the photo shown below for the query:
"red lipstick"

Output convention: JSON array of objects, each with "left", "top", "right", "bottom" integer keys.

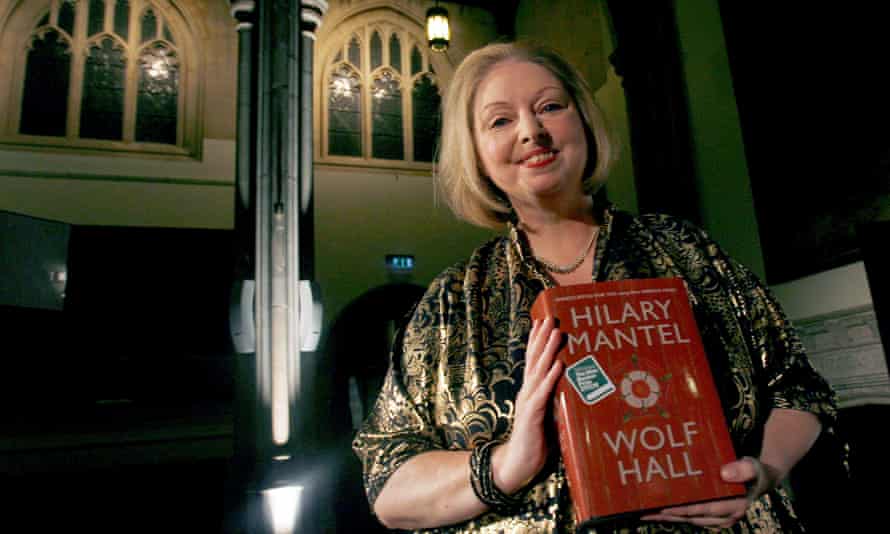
[{"left": 520, "top": 148, "right": 558, "bottom": 168}]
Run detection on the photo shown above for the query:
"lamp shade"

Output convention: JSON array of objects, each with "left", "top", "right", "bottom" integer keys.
[{"left": 426, "top": 5, "right": 450, "bottom": 52}]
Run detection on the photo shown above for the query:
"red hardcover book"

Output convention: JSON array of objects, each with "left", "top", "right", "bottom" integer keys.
[{"left": 530, "top": 277, "right": 745, "bottom": 528}]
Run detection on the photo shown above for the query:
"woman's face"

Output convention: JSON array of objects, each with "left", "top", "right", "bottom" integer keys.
[{"left": 472, "top": 60, "right": 588, "bottom": 214}]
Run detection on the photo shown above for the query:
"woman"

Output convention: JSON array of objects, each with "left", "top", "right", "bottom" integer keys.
[{"left": 353, "top": 41, "right": 837, "bottom": 533}]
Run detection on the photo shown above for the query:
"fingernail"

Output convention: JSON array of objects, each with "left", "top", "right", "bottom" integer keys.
[{"left": 721, "top": 465, "right": 736, "bottom": 479}]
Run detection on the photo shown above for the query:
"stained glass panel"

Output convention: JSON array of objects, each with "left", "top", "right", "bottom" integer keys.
[
  {"left": 38, "top": 13, "right": 50, "bottom": 27},
  {"left": 88, "top": 0, "right": 106, "bottom": 36},
  {"left": 328, "top": 64, "right": 362, "bottom": 157},
  {"left": 371, "top": 70, "right": 403, "bottom": 160},
  {"left": 322, "top": 23, "right": 441, "bottom": 164},
  {"left": 58, "top": 0, "right": 76, "bottom": 36},
  {"left": 370, "top": 31, "right": 382, "bottom": 70},
  {"left": 389, "top": 34, "right": 401, "bottom": 73},
  {"left": 114, "top": 0, "right": 130, "bottom": 40},
  {"left": 141, "top": 8, "right": 157, "bottom": 43},
  {"left": 410, "top": 45, "right": 422, "bottom": 76},
  {"left": 20, "top": 31, "right": 71, "bottom": 137},
  {"left": 412, "top": 74, "right": 440, "bottom": 162},
  {"left": 80, "top": 38, "right": 126, "bottom": 140},
  {"left": 163, "top": 23, "right": 174, "bottom": 44},
  {"left": 348, "top": 36, "right": 360, "bottom": 68},
  {"left": 135, "top": 42, "right": 179, "bottom": 144}
]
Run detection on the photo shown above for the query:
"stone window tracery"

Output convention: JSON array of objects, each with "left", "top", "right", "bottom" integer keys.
[{"left": 322, "top": 19, "right": 441, "bottom": 165}]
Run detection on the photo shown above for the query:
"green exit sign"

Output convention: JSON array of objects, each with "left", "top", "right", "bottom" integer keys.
[{"left": 386, "top": 254, "right": 415, "bottom": 272}]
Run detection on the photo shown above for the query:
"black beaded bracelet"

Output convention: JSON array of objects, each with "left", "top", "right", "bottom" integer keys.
[{"left": 468, "top": 440, "right": 526, "bottom": 511}]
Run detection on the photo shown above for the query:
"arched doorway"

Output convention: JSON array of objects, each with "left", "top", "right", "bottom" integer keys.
[{"left": 322, "top": 282, "right": 425, "bottom": 532}]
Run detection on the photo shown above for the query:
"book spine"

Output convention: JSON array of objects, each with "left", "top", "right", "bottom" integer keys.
[
  {"left": 554, "top": 388, "right": 593, "bottom": 522},
  {"left": 532, "top": 291, "right": 593, "bottom": 521}
]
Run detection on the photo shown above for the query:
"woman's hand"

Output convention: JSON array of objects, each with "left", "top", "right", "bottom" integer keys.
[
  {"left": 640, "top": 456, "right": 779, "bottom": 529},
  {"left": 641, "top": 408, "right": 821, "bottom": 529},
  {"left": 491, "top": 317, "right": 564, "bottom": 494},
  {"left": 373, "top": 317, "right": 566, "bottom": 529}
]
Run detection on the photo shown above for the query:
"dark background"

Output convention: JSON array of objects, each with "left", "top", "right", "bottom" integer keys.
[
  {"left": 720, "top": 5, "right": 889, "bottom": 531},
  {"left": 3, "top": 3, "right": 889, "bottom": 532},
  {"left": 719, "top": 2, "right": 890, "bottom": 284},
  {"left": 720, "top": 6, "right": 890, "bottom": 532}
]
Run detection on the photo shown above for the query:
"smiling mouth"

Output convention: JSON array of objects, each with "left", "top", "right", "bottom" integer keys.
[{"left": 522, "top": 151, "right": 557, "bottom": 167}]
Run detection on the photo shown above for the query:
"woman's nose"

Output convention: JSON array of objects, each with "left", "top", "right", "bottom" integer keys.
[{"left": 519, "top": 113, "right": 547, "bottom": 144}]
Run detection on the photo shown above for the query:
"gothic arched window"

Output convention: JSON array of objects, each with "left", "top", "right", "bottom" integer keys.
[
  {"left": 323, "top": 22, "right": 441, "bottom": 165},
  {"left": 20, "top": 28, "right": 71, "bottom": 137},
  {"left": 10, "top": 0, "right": 194, "bottom": 153}
]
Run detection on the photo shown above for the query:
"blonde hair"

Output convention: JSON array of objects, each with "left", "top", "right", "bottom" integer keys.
[{"left": 436, "top": 41, "right": 617, "bottom": 229}]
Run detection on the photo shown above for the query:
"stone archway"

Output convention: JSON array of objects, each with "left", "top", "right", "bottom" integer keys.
[{"left": 320, "top": 281, "right": 425, "bottom": 532}]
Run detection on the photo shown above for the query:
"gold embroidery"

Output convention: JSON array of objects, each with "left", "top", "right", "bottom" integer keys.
[{"left": 353, "top": 205, "right": 837, "bottom": 534}]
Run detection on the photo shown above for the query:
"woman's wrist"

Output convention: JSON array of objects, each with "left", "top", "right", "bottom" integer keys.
[
  {"left": 469, "top": 440, "right": 527, "bottom": 510},
  {"left": 492, "top": 440, "right": 541, "bottom": 495},
  {"left": 756, "top": 457, "right": 785, "bottom": 492},
  {"left": 739, "top": 456, "right": 782, "bottom": 501}
]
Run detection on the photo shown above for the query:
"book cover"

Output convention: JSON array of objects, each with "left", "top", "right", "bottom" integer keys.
[{"left": 530, "top": 277, "right": 745, "bottom": 528}]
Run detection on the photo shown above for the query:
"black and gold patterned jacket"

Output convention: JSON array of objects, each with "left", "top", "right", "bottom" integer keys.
[{"left": 353, "top": 205, "right": 837, "bottom": 533}]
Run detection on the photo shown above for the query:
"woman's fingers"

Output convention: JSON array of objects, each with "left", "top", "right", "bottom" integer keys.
[
  {"left": 641, "top": 497, "right": 748, "bottom": 528},
  {"left": 639, "top": 458, "right": 774, "bottom": 529},
  {"left": 525, "top": 318, "right": 560, "bottom": 376},
  {"left": 640, "top": 458, "right": 770, "bottom": 528},
  {"left": 514, "top": 317, "right": 562, "bottom": 425},
  {"left": 530, "top": 329, "right": 561, "bottom": 377},
  {"left": 728, "top": 456, "right": 772, "bottom": 501},
  {"left": 657, "top": 499, "right": 744, "bottom": 518},
  {"left": 526, "top": 318, "right": 551, "bottom": 361},
  {"left": 538, "top": 356, "right": 564, "bottom": 400},
  {"left": 493, "top": 317, "right": 566, "bottom": 493},
  {"left": 521, "top": 326, "right": 563, "bottom": 411},
  {"left": 720, "top": 457, "right": 760, "bottom": 484}
]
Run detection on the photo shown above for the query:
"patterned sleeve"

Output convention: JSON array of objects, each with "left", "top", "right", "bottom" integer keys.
[
  {"left": 729, "top": 257, "right": 838, "bottom": 423},
  {"left": 351, "top": 268, "right": 459, "bottom": 507},
  {"left": 673, "top": 212, "right": 839, "bottom": 424}
]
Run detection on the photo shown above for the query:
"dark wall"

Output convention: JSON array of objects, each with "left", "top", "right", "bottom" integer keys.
[
  {"left": 719, "top": 3, "right": 890, "bottom": 284},
  {"left": 792, "top": 405, "right": 890, "bottom": 532},
  {"left": 2, "top": 225, "right": 237, "bottom": 427},
  {"left": 2, "top": 224, "right": 240, "bottom": 531}
]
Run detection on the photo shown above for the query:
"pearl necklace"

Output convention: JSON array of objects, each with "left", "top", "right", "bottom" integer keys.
[{"left": 533, "top": 226, "right": 600, "bottom": 275}]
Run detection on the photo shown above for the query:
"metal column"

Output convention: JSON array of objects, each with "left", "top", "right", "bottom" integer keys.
[{"left": 229, "top": 1, "right": 327, "bottom": 532}]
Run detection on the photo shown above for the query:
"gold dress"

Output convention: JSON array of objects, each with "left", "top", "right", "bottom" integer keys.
[{"left": 353, "top": 204, "right": 838, "bottom": 533}]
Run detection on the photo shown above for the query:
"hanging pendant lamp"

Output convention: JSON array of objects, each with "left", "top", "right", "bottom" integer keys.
[{"left": 426, "top": 2, "right": 450, "bottom": 52}]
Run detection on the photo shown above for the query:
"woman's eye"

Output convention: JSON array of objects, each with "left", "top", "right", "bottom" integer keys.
[
  {"left": 490, "top": 117, "right": 510, "bottom": 129},
  {"left": 540, "top": 102, "right": 563, "bottom": 113}
]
